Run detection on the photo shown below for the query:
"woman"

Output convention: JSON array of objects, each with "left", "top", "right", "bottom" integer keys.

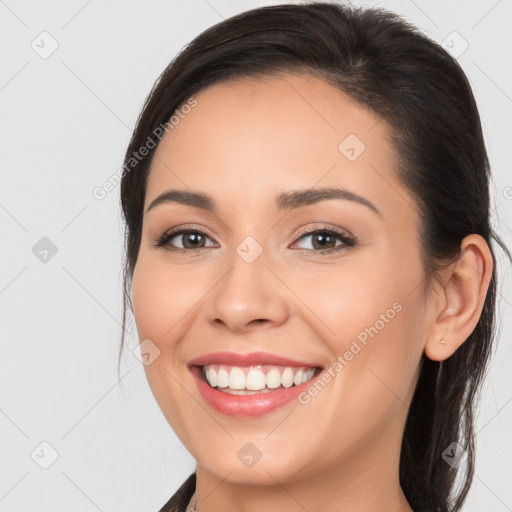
[{"left": 118, "top": 3, "right": 510, "bottom": 511}]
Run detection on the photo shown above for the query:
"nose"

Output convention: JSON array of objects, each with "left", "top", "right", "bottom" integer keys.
[{"left": 205, "top": 246, "right": 289, "bottom": 333}]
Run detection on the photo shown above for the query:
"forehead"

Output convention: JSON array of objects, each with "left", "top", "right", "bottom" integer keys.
[{"left": 144, "top": 73, "right": 411, "bottom": 219}]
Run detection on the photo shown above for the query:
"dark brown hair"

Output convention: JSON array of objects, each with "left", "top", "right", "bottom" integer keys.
[{"left": 118, "top": 3, "right": 511, "bottom": 511}]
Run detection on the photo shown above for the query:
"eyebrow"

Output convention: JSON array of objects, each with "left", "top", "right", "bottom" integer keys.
[{"left": 145, "top": 187, "right": 381, "bottom": 217}]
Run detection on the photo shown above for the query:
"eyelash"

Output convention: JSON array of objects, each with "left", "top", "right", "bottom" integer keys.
[{"left": 153, "top": 224, "right": 356, "bottom": 256}]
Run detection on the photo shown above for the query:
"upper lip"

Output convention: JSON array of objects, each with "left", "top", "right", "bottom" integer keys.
[{"left": 187, "top": 351, "right": 322, "bottom": 368}]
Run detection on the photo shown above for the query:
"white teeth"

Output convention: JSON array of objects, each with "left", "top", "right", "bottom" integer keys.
[
  {"left": 229, "top": 367, "right": 246, "bottom": 389},
  {"left": 281, "top": 367, "right": 294, "bottom": 388},
  {"left": 266, "top": 368, "right": 281, "bottom": 389},
  {"left": 217, "top": 368, "right": 229, "bottom": 388},
  {"left": 246, "top": 369, "right": 266, "bottom": 390},
  {"left": 202, "top": 364, "right": 318, "bottom": 392},
  {"left": 206, "top": 367, "right": 217, "bottom": 387}
]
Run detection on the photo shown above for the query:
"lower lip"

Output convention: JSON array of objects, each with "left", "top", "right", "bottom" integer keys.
[{"left": 189, "top": 366, "right": 323, "bottom": 417}]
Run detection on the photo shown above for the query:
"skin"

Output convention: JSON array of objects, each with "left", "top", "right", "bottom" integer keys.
[{"left": 131, "top": 72, "right": 493, "bottom": 512}]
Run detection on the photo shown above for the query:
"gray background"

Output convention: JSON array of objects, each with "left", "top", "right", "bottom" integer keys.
[{"left": 1, "top": 1, "right": 511, "bottom": 510}]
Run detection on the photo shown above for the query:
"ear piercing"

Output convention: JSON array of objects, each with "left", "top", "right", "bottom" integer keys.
[{"left": 439, "top": 339, "right": 447, "bottom": 345}]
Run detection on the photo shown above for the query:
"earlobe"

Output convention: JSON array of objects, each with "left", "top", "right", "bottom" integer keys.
[
  {"left": 424, "top": 336, "right": 451, "bottom": 362},
  {"left": 424, "top": 234, "right": 493, "bottom": 362}
]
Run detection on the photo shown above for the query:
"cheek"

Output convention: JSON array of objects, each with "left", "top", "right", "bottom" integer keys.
[
  {"left": 131, "top": 254, "right": 207, "bottom": 344},
  {"left": 290, "top": 259, "right": 399, "bottom": 343},
  {"left": 131, "top": 257, "right": 202, "bottom": 444},
  {"left": 301, "top": 262, "right": 422, "bottom": 417}
]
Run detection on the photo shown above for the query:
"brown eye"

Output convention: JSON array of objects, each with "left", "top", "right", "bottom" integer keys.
[
  {"left": 173, "top": 231, "right": 208, "bottom": 249},
  {"left": 154, "top": 228, "right": 218, "bottom": 252},
  {"left": 292, "top": 227, "right": 356, "bottom": 255}
]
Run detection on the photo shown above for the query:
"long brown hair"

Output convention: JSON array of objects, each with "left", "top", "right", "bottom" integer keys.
[{"left": 118, "top": 3, "right": 511, "bottom": 510}]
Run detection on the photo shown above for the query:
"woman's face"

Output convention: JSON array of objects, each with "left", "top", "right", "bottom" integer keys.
[{"left": 131, "top": 73, "right": 430, "bottom": 486}]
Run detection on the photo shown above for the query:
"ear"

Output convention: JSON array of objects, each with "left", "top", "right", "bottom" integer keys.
[{"left": 424, "top": 234, "right": 494, "bottom": 362}]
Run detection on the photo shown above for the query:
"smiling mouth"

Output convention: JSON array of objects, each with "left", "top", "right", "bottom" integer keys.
[{"left": 196, "top": 364, "right": 323, "bottom": 395}]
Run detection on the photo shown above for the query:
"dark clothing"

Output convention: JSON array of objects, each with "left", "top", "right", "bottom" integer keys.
[{"left": 157, "top": 472, "right": 196, "bottom": 512}]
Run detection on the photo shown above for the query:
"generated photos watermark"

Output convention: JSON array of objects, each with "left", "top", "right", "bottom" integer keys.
[
  {"left": 92, "top": 96, "right": 198, "bottom": 201},
  {"left": 298, "top": 301, "right": 403, "bottom": 405}
]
